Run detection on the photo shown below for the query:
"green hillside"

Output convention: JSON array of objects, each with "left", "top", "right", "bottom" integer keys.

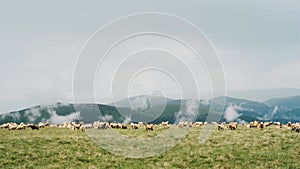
[{"left": 0, "top": 126, "right": 299, "bottom": 168}]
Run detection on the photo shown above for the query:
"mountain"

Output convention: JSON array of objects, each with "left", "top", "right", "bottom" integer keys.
[
  {"left": 264, "top": 95, "right": 300, "bottom": 110},
  {"left": 0, "top": 95, "right": 299, "bottom": 124},
  {"left": 228, "top": 88, "right": 300, "bottom": 102}
]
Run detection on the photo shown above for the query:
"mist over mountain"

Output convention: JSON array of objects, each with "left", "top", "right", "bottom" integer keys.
[
  {"left": 0, "top": 95, "right": 300, "bottom": 124},
  {"left": 1, "top": 94, "right": 299, "bottom": 125}
]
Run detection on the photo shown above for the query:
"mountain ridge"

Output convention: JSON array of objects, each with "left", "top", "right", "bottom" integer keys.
[{"left": 0, "top": 95, "right": 299, "bottom": 124}]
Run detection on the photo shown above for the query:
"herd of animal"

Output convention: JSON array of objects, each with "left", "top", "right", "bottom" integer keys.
[
  {"left": 0, "top": 120, "right": 299, "bottom": 133},
  {"left": 216, "top": 121, "right": 300, "bottom": 132}
]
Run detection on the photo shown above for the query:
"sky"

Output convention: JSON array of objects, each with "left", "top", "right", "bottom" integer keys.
[{"left": 0, "top": 0, "right": 299, "bottom": 113}]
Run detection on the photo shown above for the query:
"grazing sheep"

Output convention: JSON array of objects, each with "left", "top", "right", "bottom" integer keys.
[
  {"left": 249, "top": 121, "right": 259, "bottom": 128},
  {"left": 97, "top": 123, "right": 108, "bottom": 130},
  {"left": 295, "top": 126, "right": 300, "bottom": 133},
  {"left": 274, "top": 122, "right": 281, "bottom": 126},
  {"left": 44, "top": 122, "right": 50, "bottom": 127},
  {"left": 228, "top": 122, "right": 238, "bottom": 130},
  {"left": 28, "top": 124, "right": 40, "bottom": 130},
  {"left": 257, "top": 122, "right": 264, "bottom": 129},
  {"left": 218, "top": 124, "right": 226, "bottom": 130},
  {"left": 0, "top": 123, "right": 10, "bottom": 129},
  {"left": 16, "top": 123, "right": 26, "bottom": 130},
  {"left": 131, "top": 124, "right": 138, "bottom": 129},
  {"left": 121, "top": 124, "right": 128, "bottom": 129},
  {"left": 145, "top": 124, "right": 154, "bottom": 131},
  {"left": 8, "top": 123, "right": 18, "bottom": 130},
  {"left": 193, "top": 122, "right": 203, "bottom": 127},
  {"left": 264, "top": 122, "right": 273, "bottom": 127},
  {"left": 161, "top": 121, "right": 169, "bottom": 126},
  {"left": 80, "top": 125, "right": 86, "bottom": 132}
]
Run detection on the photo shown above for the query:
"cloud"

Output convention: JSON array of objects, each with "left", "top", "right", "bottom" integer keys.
[
  {"left": 24, "top": 107, "right": 42, "bottom": 122},
  {"left": 175, "top": 99, "right": 199, "bottom": 123},
  {"left": 263, "top": 105, "right": 278, "bottom": 120},
  {"left": 224, "top": 105, "right": 242, "bottom": 122},
  {"left": 130, "top": 96, "right": 150, "bottom": 112},
  {"left": 99, "top": 115, "right": 113, "bottom": 122},
  {"left": 122, "top": 116, "right": 131, "bottom": 124},
  {"left": 48, "top": 110, "right": 80, "bottom": 124},
  {"left": 1, "top": 1, "right": 299, "bottom": 114}
]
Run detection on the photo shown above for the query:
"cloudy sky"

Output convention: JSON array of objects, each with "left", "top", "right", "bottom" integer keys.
[{"left": 0, "top": 0, "right": 299, "bottom": 113}]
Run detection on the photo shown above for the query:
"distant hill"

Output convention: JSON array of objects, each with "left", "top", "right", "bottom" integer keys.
[
  {"left": 264, "top": 95, "right": 300, "bottom": 110},
  {"left": 0, "top": 95, "right": 299, "bottom": 124},
  {"left": 228, "top": 88, "right": 300, "bottom": 102}
]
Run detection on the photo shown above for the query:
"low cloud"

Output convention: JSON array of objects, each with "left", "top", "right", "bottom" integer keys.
[
  {"left": 99, "top": 114, "right": 113, "bottom": 122},
  {"left": 130, "top": 96, "right": 150, "bottom": 112},
  {"left": 175, "top": 99, "right": 199, "bottom": 123},
  {"left": 224, "top": 105, "right": 241, "bottom": 122},
  {"left": 48, "top": 110, "right": 80, "bottom": 124},
  {"left": 263, "top": 105, "right": 278, "bottom": 120},
  {"left": 24, "top": 107, "right": 42, "bottom": 122}
]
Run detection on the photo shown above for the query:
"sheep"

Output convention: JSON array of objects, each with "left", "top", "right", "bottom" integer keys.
[
  {"left": 8, "top": 123, "right": 18, "bottom": 130},
  {"left": 145, "top": 124, "right": 154, "bottom": 131},
  {"left": 257, "top": 122, "right": 264, "bottom": 129},
  {"left": 0, "top": 123, "right": 9, "bottom": 129},
  {"left": 193, "top": 122, "right": 203, "bottom": 127},
  {"left": 121, "top": 124, "right": 128, "bottom": 129},
  {"left": 28, "top": 124, "right": 40, "bottom": 130},
  {"left": 161, "top": 121, "right": 169, "bottom": 126},
  {"left": 274, "top": 122, "right": 281, "bottom": 126},
  {"left": 16, "top": 123, "right": 26, "bottom": 130},
  {"left": 38, "top": 122, "right": 45, "bottom": 128},
  {"left": 44, "top": 122, "right": 50, "bottom": 127},
  {"left": 295, "top": 126, "right": 300, "bottom": 133},
  {"left": 80, "top": 125, "right": 86, "bottom": 132},
  {"left": 217, "top": 124, "right": 226, "bottom": 130},
  {"left": 264, "top": 122, "right": 273, "bottom": 127},
  {"left": 178, "top": 122, "right": 185, "bottom": 128},
  {"left": 131, "top": 123, "right": 138, "bottom": 129},
  {"left": 228, "top": 122, "right": 238, "bottom": 130},
  {"left": 249, "top": 121, "right": 259, "bottom": 128},
  {"left": 178, "top": 121, "right": 192, "bottom": 128}
]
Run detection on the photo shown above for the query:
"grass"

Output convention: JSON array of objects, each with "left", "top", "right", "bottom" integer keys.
[{"left": 0, "top": 125, "right": 299, "bottom": 169}]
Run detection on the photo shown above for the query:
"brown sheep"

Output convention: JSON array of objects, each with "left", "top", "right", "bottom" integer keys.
[
  {"left": 145, "top": 124, "right": 154, "bottom": 131},
  {"left": 228, "top": 122, "right": 238, "bottom": 130},
  {"left": 217, "top": 124, "right": 226, "bottom": 130},
  {"left": 257, "top": 122, "right": 264, "bottom": 129},
  {"left": 121, "top": 124, "right": 128, "bottom": 129}
]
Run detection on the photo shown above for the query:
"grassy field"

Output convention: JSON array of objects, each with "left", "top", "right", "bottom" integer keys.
[{"left": 0, "top": 125, "right": 299, "bottom": 169}]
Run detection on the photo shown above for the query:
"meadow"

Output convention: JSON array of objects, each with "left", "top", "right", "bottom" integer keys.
[{"left": 0, "top": 125, "right": 299, "bottom": 169}]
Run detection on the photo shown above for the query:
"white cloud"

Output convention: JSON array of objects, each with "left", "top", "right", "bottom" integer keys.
[
  {"left": 224, "top": 105, "right": 241, "bottom": 122},
  {"left": 48, "top": 110, "right": 80, "bottom": 124},
  {"left": 24, "top": 107, "right": 42, "bottom": 122},
  {"left": 99, "top": 115, "right": 113, "bottom": 122},
  {"left": 175, "top": 99, "right": 199, "bottom": 123},
  {"left": 130, "top": 96, "right": 150, "bottom": 112}
]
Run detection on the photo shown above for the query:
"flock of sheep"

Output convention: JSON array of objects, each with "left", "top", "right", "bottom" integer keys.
[
  {"left": 1, "top": 120, "right": 300, "bottom": 133},
  {"left": 217, "top": 121, "right": 300, "bottom": 132}
]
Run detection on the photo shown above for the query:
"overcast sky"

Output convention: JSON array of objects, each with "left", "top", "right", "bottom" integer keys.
[{"left": 0, "top": 0, "right": 299, "bottom": 113}]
